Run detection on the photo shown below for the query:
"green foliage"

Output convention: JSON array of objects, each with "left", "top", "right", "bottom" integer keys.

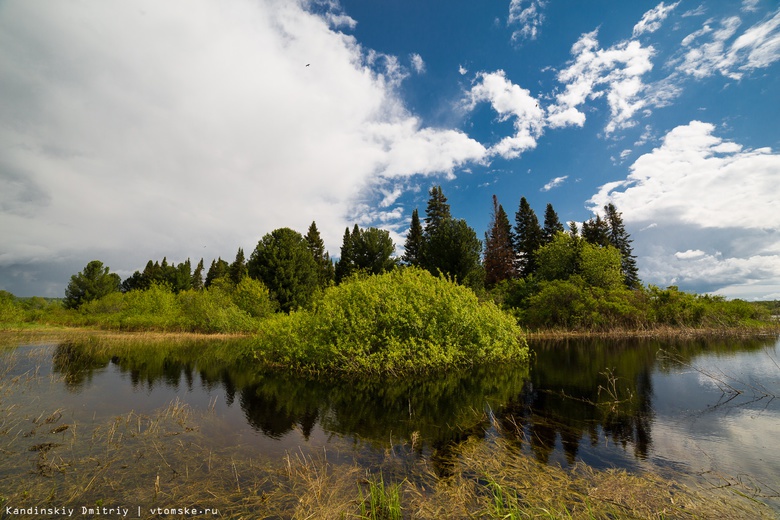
[
  {"left": 578, "top": 242, "right": 623, "bottom": 290},
  {"left": 337, "top": 225, "right": 396, "bottom": 281},
  {"left": 0, "top": 291, "right": 25, "bottom": 327},
  {"left": 64, "top": 260, "right": 121, "bottom": 309},
  {"left": 248, "top": 227, "right": 319, "bottom": 313},
  {"left": 254, "top": 268, "right": 528, "bottom": 374},
  {"left": 422, "top": 217, "right": 482, "bottom": 286}
]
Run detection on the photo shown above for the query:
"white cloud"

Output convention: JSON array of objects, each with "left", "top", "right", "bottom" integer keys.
[
  {"left": 410, "top": 53, "right": 426, "bottom": 74},
  {"left": 540, "top": 175, "right": 568, "bottom": 192},
  {"left": 590, "top": 121, "right": 780, "bottom": 295},
  {"left": 675, "top": 249, "right": 707, "bottom": 260},
  {"left": 742, "top": 0, "right": 760, "bottom": 13},
  {"left": 464, "top": 70, "right": 545, "bottom": 159},
  {"left": 458, "top": 65, "right": 468, "bottom": 75},
  {"left": 678, "top": 10, "right": 780, "bottom": 79},
  {"left": 0, "top": 0, "right": 487, "bottom": 295},
  {"left": 548, "top": 30, "right": 655, "bottom": 134},
  {"left": 633, "top": 1, "right": 680, "bottom": 38},
  {"left": 508, "top": 0, "right": 546, "bottom": 42}
]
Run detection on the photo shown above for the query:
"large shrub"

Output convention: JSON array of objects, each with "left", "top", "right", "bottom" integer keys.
[{"left": 254, "top": 268, "right": 528, "bottom": 374}]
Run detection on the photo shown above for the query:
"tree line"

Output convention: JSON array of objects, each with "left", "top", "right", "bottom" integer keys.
[
  {"left": 53, "top": 185, "right": 772, "bottom": 332},
  {"left": 62, "top": 186, "right": 634, "bottom": 312}
]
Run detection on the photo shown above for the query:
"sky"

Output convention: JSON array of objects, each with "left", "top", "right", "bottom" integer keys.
[{"left": 1, "top": 0, "right": 779, "bottom": 300}]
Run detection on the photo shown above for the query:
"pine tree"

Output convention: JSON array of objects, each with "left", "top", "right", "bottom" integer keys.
[
  {"left": 247, "top": 228, "right": 319, "bottom": 312},
  {"left": 581, "top": 214, "right": 610, "bottom": 247},
  {"left": 603, "top": 203, "right": 640, "bottom": 289},
  {"left": 191, "top": 258, "right": 204, "bottom": 290},
  {"left": 229, "top": 248, "right": 248, "bottom": 285},
  {"left": 484, "top": 195, "right": 516, "bottom": 287},
  {"left": 423, "top": 186, "right": 451, "bottom": 239},
  {"left": 335, "top": 226, "right": 354, "bottom": 283},
  {"left": 568, "top": 221, "right": 579, "bottom": 237},
  {"left": 205, "top": 257, "right": 229, "bottom": 288},
  {"left": 542, "top": 203, "right": 565, "bottom": 245},
  {"left": 402, "top": 208, "right": 424, "bottom": 266},
  {"left": 513, "top": 197, "right": 542, "bottom": 278},
  {"left": 305, "top": 221, "right": 334, "bottom": 287}
]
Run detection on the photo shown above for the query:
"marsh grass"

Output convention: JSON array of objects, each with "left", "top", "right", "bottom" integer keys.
[{"left": 0, "top": 337, "right": 775, "bottom": 519}]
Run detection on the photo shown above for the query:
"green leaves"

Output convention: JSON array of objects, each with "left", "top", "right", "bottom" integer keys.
[{"left": 255, "top": 268, "right": 528, "bottom": 375}]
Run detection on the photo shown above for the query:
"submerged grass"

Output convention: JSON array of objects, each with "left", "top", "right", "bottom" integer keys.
[{"left": 1, "top": 333, "right": 777, "bottom": 518}]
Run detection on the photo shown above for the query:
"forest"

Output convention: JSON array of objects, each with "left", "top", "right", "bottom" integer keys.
[{"left": 1, "top": 185, "right": 776, "bottom": 336}]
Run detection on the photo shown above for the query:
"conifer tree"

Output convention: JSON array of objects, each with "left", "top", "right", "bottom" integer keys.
[
  {"left": 229, "top": 248, "right": 248, "bottom": 285},
  {"left": 247, "top": 227, "right": 319, "bottom": 312},
  {"left": 402, "top": 208, "right": 424, "bottom": 266},
  {"left": 568, "top": 221, "right": 579, "bottom": 237},
  {"left": 423, "top": 185, "right": 451, "bottom": 238},
  {"left": 191, "top": 258, "right": 204, "bottom": 290},
  {"left": 603, "top": 203, "right": 640, "bottom": 289},
  {"left": 581, "top": 214, "right": 610, "bottom": 247},
  {"left": 484, "top": 195, "right": 515, "bottom": 287},
  {"left": 305, "top": 221, "right": 334, "bottom": 287},
  {"left": 335, "top": 226, "right": 354, "bottom": 283},
  {"left": 542, "top": 203, "right": 565, "bottom": 245},
  {"left": 420, "top": 186, "right": 481, "bottom": 284},
  {"left": 205, "top": 257, "right": 229, "bottom": 288},
  {"left": 64, "top": 260, "right": 121, "bottom": 309},
  {"left": 513, "top": 197, "right": 542, "bottom": 278}
]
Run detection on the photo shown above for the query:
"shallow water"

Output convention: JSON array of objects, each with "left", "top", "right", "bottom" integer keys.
[{"left": 1, "top": 334, "right": 778, "bottom": 512}]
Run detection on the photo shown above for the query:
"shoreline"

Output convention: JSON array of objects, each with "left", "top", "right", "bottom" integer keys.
[{"left": 2, "top": 323, "right": 779, "bottom": 345}]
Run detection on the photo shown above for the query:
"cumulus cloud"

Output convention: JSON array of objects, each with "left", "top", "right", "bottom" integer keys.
[
  {"left": 464, "top": 70, "right": 545, "bottom": 159},
  {"left": 508, "top": 0, "right": 546, "bottom": 42},
  {"left": 547, "top": 30, "right": 655, "bottom": 134},
  {"left": 590, "top": 121, "right": 780, "bottom": 297},
  {"left": 0, "top": 0, "right": 486, "bottom": 295},
  {"left": 678, "top": 9, "right": 780, "bottom": 79},
  {"left": 633, "top": 1, "right": 680, "bottom": 37}
]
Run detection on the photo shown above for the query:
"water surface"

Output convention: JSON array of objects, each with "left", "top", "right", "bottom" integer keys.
[{"left": 2, "top": 334, "right": 778, "bottom": 511}]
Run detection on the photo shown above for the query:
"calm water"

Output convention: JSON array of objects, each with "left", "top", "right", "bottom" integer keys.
[{"left": 2, "top": 334, "right": 779, "bottom": 510}]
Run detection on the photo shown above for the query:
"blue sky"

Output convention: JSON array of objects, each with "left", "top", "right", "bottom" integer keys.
[{"left": 1, "top": 0, "right": 779, "bottom": 299}]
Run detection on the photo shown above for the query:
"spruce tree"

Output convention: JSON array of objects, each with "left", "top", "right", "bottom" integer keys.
[
  {"left": 542, "top": 203, "right": 565, "bottom": 245},
  {"left": 229, "top": 248, "right": 248, "bottom": 285},
  {"left": 205, "top": 257, "right": 229, "bottom": 288},
  {"left": 423, "top": 186, "right": 451, "bottom": 238},
  {"left": 603, "top": 203, "right": 640, "bottom": 289},
  {"left": 581, "top": 214, "right": 610, "bottom": 247},
  {"left": 402, "top": 208, "right": 424, "bottom": 266},
  {"left": 335, "top": 226, "right": 354, "bottom": 283},
  {"left": 484, "top": 195, "right": 515, "bottom": 287},
  {"left": 513, "top": 197, "right": 542, "bottom": 278},
  {"left": 305, "top": 221, "right": 334, "bottom": 287},
  {"left": 191, "top": 258, "right": 204, "bottom": 290},
  {"left": 247, "top": 227, "right": 319, "bottom": 312},
  {"left": 418, "top": 186, "right": 481, "bottom": 284}
]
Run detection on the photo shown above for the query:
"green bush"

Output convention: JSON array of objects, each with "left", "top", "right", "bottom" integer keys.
[{"left": 254, "top": 268, "right": 528, "bottom": 374}]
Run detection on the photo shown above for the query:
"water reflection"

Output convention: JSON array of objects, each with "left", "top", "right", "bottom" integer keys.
[{"left": 50, "top": 334, "right": 779, "bottom": 479}]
